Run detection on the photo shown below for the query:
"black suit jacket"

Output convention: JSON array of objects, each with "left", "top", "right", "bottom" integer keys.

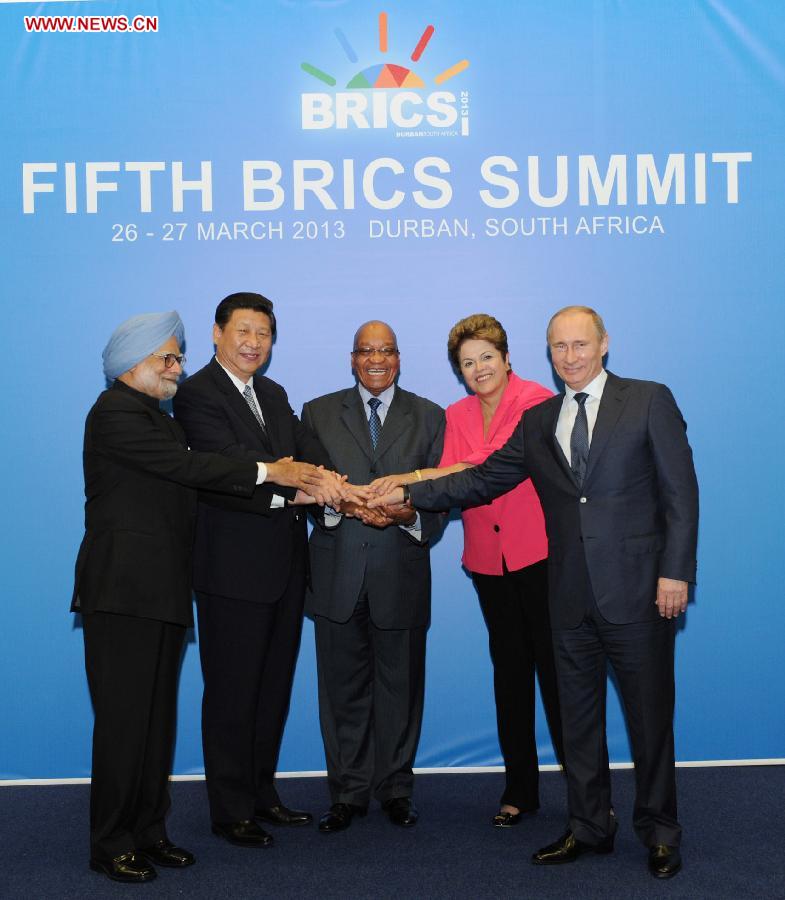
[
  {"left": 302, "top": 386, "right": 445, "bottom": 628},
  {"left": 72, "top": 381, "right": 258, "bottom": 626},
  {"left": 411, "top": 373, "right": 698, "bottom": 628},
  {"left": 173, "top": 358, "right": 332, "bottom": 604}
]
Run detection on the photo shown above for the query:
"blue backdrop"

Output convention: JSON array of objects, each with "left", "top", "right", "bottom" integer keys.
[{"left": 2, "top": 0, "right": 783, "bottom": 779}]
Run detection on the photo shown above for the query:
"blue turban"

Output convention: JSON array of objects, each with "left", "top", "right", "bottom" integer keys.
[{"left": 102, "top": 311, "right": 185, "bottom": 380}]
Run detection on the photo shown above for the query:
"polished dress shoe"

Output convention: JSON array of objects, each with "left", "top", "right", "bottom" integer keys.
[
  {"left": 531, "top": 830, "right": 615, "bottom": 865},
  {"left": 211, "top": 819, "right": 274, "bottom": 847},
  {"left": 383, "top": 797, "right": 419, "bottom": 828},
  {"left": 256, "top": 804, "right": 313, "bottom": 826},
  {"left": 648, "top": 844, "right": 682, "bottom": 879},
  {"left": 318, "top": 803, "right": 366, "bottom": 833},
  {"left": 89, "top": 852, "right": 157, "bottom": 883},
  {"left": 138, "top": 839, "right": 195, "bottom": 867},
  {"left": 492, "top": 810, "right": 523, "bottom": 828}
]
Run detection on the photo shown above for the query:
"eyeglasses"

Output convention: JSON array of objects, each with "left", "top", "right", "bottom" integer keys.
[
  {"left": 352, "top": 347, "right": 400, "bottom": 358},
  {"left": 150, "top": 352, "right": 186, "bottom": 368}
]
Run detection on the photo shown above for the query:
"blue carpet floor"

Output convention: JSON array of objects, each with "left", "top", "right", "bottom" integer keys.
[{"left": 2, "top": 767, "right": 783, "bottom": 899}]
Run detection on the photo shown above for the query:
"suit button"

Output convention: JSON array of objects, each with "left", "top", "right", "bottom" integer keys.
[
  {"left": 579, "top": 497, "right": 587, "bottom": 503},
  {"left": 294, "top": 513, "right": 301, "bottom": 522},
  {"left": 361, "top": 542, "right": 368, "bottom": 549},
  {"left": 493, "top": 524, "right": 500, "bottom": 532}
]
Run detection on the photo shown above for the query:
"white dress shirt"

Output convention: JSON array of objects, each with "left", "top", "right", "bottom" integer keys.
[
  {"left": 555, "top": 368, "right": 608, "bottom": 464},
  {"left": 215, "top": 357, "right": 283, "bottom": 502}
]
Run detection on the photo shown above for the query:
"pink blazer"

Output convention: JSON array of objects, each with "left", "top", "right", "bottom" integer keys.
[{"left": 439, "top": 372, "right": 552, "bottom": 576}]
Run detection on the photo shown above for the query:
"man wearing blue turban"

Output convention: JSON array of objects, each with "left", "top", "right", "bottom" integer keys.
[{"left": 73, "top": 311, "right": 325, "bottom": 883}]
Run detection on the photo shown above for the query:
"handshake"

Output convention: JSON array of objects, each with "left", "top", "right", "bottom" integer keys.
[{"left": 266, "top": 459, "right": 415, "bottom": 529}]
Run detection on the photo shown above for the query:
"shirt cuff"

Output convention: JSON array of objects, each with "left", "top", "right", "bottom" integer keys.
[
  {"left": 256, "top": 463, "right": 285, "bottom": 508},
  {"left": 399, "top": 511, "right": 422, "bottom": 542},
  {"left": 324, "top": 506, "right": 341, "bottom": 528}
]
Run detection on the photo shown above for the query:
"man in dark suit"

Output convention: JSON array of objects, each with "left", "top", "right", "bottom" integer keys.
[
  {"left": 173, "top": 292, "right": 342, "bottom": 847},
  {"left": 370, "top": 306, "right": 698, "bottom": 878},
  {"left": 301, "top": 321, "right": 445, "bottom": 832},
  {"left": 74, "top": 311, "right": 321, "bottom": 883}
]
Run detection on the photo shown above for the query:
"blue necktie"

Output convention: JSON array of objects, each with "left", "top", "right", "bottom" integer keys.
[
  {"left": 570, "top": 392, "right": 589, "bottom": 486},
  {"left": 368, "top": 397, "right": 382, "bottom": 449}
]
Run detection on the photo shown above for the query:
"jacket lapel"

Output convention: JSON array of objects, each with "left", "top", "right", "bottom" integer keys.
[
  {"left": 341, "top": 388, "right": 374, "bottom": 460},
  {"left": 374, "top": 388, "right": 412, "bottom": 460},
  {"left": 541, "top": 395, "right": 574, "bottom": 485},
  {"left": 484, "top": 374, "right": 522, "bottom": 445},
  {"left": 584, "top": 372, "right": 628, "bottom": 483},
  {"left": 252, "top": 376, "right": 279, "bottom": 454},
  {"left": 208, "top": 359, "right": 272, "bottom": 452},
  {"left": 452, "top": 397, "right": 482, "bottom": 450}
]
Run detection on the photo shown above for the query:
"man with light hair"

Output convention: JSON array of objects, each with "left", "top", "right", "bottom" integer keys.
[
  {"left": 72, "top": 311, "right": 325, "bottom": 883},
  {"left": 370, "top": 305, "right": 698, "bottom": 878}
]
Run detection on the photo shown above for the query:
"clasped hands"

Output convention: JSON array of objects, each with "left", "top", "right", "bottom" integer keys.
[
  {"left": 338, "top": 472, "right": 416, "bottom": 529},
  {"left": 267, "top": 458, "right": 415, "bottom": 528}
]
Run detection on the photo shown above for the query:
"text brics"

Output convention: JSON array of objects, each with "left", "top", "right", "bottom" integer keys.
[{"left": 22, "top": 153, "right": 751, "bottom": 215}]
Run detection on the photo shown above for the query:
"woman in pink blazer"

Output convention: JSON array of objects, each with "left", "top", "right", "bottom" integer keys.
[{"left": 371, "top": 314, "right": 564, "bottom": 826}]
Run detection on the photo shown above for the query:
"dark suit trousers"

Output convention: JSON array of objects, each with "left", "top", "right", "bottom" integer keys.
[
  {"left": 314, "top": 598, "right": 427, "bottom": 808},
  {"left": 82, "top": 611, "right": 185, "bottom": 860},
  {"left": 471, "top": 559, "right": 565, "bottom": 811},
  {"left": 551, "top": 554, "right": 680, "bottom": 848},
  {"left": 196, "top": 566, "right": 305, "bottom": 821}
]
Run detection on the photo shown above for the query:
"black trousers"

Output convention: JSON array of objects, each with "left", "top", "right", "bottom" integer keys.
[
  {"left": 471, "top": 559, "right": 565, "bottom": 811},
  {"left": 551, "top": 556, "right": 680, "bottom": 848},
  {"left": 196, "top": 572, "right": 305, "bottom": 822},
  {"left": 82, "top": 611, "right": 185, "bottom": 861},
  {"left": 314, "top": 599, "right": 427, "bottom": 808}
]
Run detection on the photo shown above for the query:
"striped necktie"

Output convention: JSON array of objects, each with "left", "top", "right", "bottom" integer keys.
[
  {"left": 243, "top": 384, "right": 266, "bottom": 434},
  {"left": 368, "top": 397, "right": 382, "bottom": 449}
]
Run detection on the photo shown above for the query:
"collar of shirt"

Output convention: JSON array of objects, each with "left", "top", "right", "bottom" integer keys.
[
  {"left": 215, "top": 356, "right": 254, "bottom": 394},
  {"left": 563, "top": 368, "right": 608, "bottom": 404},
  {"left": 357, "top": 383, "right": 396, "bottom": 424},
  {"left": 555, "top": 368, "right": 608, "bottom": 459},
  {"left": 215, "top": 357, "right": 265, "bottom": 424}
]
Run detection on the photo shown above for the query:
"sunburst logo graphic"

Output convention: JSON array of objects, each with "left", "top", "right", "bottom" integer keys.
[
  {"left": 301, "top": 12, "right": 469, "bottom": 90},
  {"left": 299, "top": 11, "right": 471, "bottom": 137}
]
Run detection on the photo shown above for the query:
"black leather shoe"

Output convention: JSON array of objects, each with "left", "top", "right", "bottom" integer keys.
[
  {"left": 138, "top": 839, "right": 195, "bottom": 867},
  {"left": 531, "top": 830, "right": 615, "bottom": 865},
  {"left": 648, "top": 844, "right": 682, "bottom": 879},
  {"left": 318, "top": 803, "right": 367, "bottom": 833},
  {"left": 211, "top": 820, "right": 274, "bottom": 847},
  {"left": 89, "top": 852, "right": 157, "bottom": 883},
  {"left": 383, "top": 797, "right": 419, "bottom": 828},
  {"left": 492, "top": 810, "right": 523, "bottom": 827},
  {"left": 256, "top": 804, "right": 313, "bottom": 826}
]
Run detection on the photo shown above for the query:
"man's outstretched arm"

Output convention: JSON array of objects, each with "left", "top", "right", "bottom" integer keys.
[{"left": 369, "top": 417, "right": 529, "bottom": 511}]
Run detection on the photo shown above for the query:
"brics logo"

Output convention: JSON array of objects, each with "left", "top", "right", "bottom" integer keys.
[{"left": 300, "top": 12, "right": 470, "bottom": 136}]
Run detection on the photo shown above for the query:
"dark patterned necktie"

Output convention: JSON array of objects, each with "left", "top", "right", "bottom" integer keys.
[
  {"left": 570, "top": 392, "right": 589, "bottom": 485},
  {"left": 243, "top": 384, "right": 267, "bottom": 434},
  {"left": 368, "top": 397, "right": 382, "bottom": 449}
]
